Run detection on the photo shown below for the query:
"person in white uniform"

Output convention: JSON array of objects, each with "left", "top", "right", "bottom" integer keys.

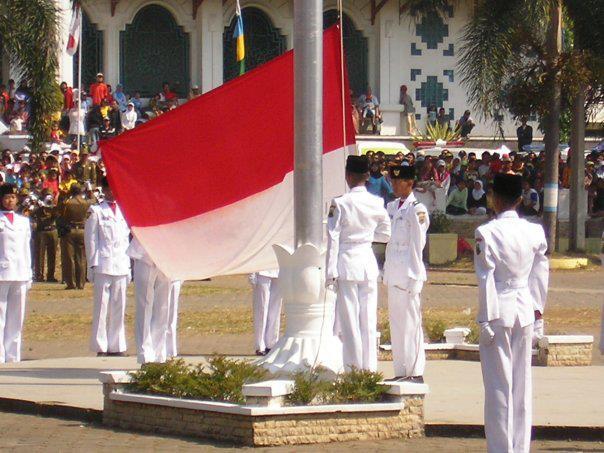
[
  {"left": 0, "top": 184, "right": 32, "bottom": 363},
  {"left": 326, "top": 155, "right": 391, "bottom": 371},
  {"left": 474, "top": 173, "right": 549, "bottom": 453},
  {"left": 128, "top": 237, "right": 182, "bottom": 363},
  {"left": 250, "top": 270, "right": 282, "bottom": 356},
  {"left": 85, "top": 177, "right": 131, "bottom": 356},
  {"left": 384, "top": 165, "right": 429, "bottom": 383}
]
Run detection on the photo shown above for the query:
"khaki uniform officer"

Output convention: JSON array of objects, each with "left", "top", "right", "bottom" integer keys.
[
  {"left": 72, "top": 149, "right": 97, "bottom": 187},
  {"left": 326, "top": 155, "right": 391, "bottom": 372},
  {"left": 475, "top": 173, "right": 548, "bottom": 453},
  {"left": 384, "top": 165, "right": 429, "bottom": 382},
  {"left": 85, "top": 177, "right": 131, "bottom": 356},
  {"left": 0, "top": 184, "right": 32, "bottom": 363},
  {"left": 33, "top": 191, "right": 59, "bottom": 282},
  {"left": 60, "top": 185, "right": 90, "bottom": 289}
]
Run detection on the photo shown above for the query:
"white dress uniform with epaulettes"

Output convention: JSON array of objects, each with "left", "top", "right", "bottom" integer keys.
[
  {"left": 85, "top": 200, "right": 131, "bottom": 354},
  {"left": 474, "top": 209, "right": 548, "bottom": 453},
  {"left": 0, "top": 210, "right": 32, "bottom": 363},
  {"left": 250, "top": 269, "right": 282, "bottom": 354},
  {"left": 326, "top": 186, "right": 391, "bottom": 371},
  {"left": 384, "top": 191, "right": 429, "bottom": 378},
  {"left": 127, "top": 237, "right": 182, "bottom": 363}
]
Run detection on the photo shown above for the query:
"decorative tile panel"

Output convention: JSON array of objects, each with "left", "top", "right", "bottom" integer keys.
[
  {"left": 411, "top": 43, "right": 422, "bottom": 56},
  {"left": 410, "top": 69, "right": 422, "bottom": 81},
  {"left": 443, "top": 69, "right": 454, "bottom": 82},
  {"left": 417, "top": 76, "right": 448, "bottom": 108},
  {"left": 443, "top": 44, "right": 454, "bottom": 56},
  {"left": 415, "top": 15, "right": 448, "bottom": 50}
]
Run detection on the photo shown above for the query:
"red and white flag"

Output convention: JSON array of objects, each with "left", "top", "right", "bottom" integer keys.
[
  {"left": 101, "top": 26, "right": 355, "bottom": 280},
  {"left": 66, "top": 3, "right": 81, "bottom": 56}
]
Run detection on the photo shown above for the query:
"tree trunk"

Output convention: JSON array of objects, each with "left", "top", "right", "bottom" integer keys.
[
  {"left": 542, "top": 0, "right": 562, "bottom": 253},
  {"left": 569, "top": 87, "right": 586, "bottom": 252}
]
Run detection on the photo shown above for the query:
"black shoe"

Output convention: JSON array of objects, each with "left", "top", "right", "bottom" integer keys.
[
  {"left": 107, "top": 352, "right": 127, "bottom": 357},
  {"left": 65, "top": 285, "right": 76, "bottom": 290},
  {"left": 385, "top": 376, "right": 405, "bottom": 382},
  {"left": 264, "top": 348, "right": 271, "bottom": 355},
  {"left": 404, "top": 376, "right": 424, "bottom": 384},
  {"left": 76, "top": 286, "right": 85, "bottom": 290},
  {"left": 46, "top": 278, "right": 58, "bottom": 283},
  {"left": 255, "top": 350, "right": 267, "bottom": 356},
  {"left": 96, "top": 352, "right": 107, "bottom": 357}
]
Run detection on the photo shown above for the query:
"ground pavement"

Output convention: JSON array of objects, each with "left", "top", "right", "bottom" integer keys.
[
  {"left": 1, "top": 411, "right": 602, "bottom": 452},
  {"left": 0, "top": 355, "right": 602, "bottom": 428}
]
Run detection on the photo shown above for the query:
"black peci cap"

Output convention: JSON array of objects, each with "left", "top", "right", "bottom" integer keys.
[
  {"left": 0, "top": 183, "right": 18, "bottom": 198},
  {"left": 493, "top": 173, "right": 522, "bottom": 201},
  {"left": 346, "top": 155, "right": 369, "bottom": 174},
  {"left": 389, "top": 165, "right": 415, "bottom": 180}
]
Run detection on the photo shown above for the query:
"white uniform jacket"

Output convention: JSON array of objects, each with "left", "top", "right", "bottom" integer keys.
[
  {"left": 383, "top": 193, "right": 429, "bottom": 292},
  {"left": 474, "top": 210, "right": 549, "bottom": 328},
  {"left": 85, "top": 201, "right": 131, "bottom": 276},
  {"left": 0, "top": 212, "right": 32, "bottom": 282},
  {"left": 326, "top": 186, "right": 391, "bottom": 282}
]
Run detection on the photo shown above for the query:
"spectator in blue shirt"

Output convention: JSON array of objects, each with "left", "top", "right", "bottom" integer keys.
[{"left": 366, "top": 161, "right": 393, "bottom": 205}]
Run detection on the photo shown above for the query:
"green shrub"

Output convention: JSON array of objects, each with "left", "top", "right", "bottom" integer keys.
[
  {"left": 328, "top": 368, "right": 387, "bottom": 404},
  {"left": 466, "top": 324, "right": 480, "bottom": 344},
  {"left": 424, "top": 318, "right": 447, "bottom": 342},
  {"left": 428, "top": 210, "right": 452, "bottom": 234},
  {"left": 286, "top": 368, "right": 332, "bottom": 406},
  {"left": 378, "top": 321, "right": 391, "bottom": 345},
  {"left": 127, "top": 357, "right": 269, "bottom": 404}
]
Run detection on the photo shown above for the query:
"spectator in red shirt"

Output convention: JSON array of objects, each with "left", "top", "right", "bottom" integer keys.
[
  {"left": 89, "top": 73, "right": 109, "bottom": 106},
  {"left": 161, "top": 82, "right": 178, "bottom": 102},
  {"left": 489, "top": 152, "right": 502, "bottom": 175},
  {"left": 42, "top": 168, "right": 60, "bottom": 200},
  {"left": 60, "top": 82, "right": 74, "bottom": 111}
]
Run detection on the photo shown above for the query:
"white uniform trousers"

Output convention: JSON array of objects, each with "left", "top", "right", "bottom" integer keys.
[
  {"left": 480, "top": 318, "right": 533, "bottom": 453},
  {"left": 91, "top": 273, "right": 128, "bottom": 353},
  {"left": 387, "top": 286, "right": 425, "bottom": 377},
  {"left": 0, "top": 282, "right": 28, "bottom": 363},
  {"left": 252, "top": 275, "right": 282, "bottom": 352},
  {"left": 336, "top": 280, "right": 378, "bottom": 371},
  {"left": 166, "top": 280, "right": 182, "bottom": 359},
  {"left": 133, "top": 260, "right": 171, "bottom": 364}
]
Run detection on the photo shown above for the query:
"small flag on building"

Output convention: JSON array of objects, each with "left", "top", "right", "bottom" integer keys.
[
  {"left": 234, "top": 1, "right": 245, "bottom": 75},
  {"left": 66, "top": 2, "right": 81, "bottom": 56}
]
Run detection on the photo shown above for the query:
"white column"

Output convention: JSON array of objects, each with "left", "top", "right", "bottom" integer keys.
[
  {"left": 199, "top": 0, "right": 224, "bottom": 92},
  {"left": 56, "top": 0, "right": 74, "bottom": 85},
  {"left": 103, "top": 21, "right": 120, "bottom": 87}
]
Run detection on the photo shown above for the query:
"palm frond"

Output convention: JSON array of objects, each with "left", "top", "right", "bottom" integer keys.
[
  {"left": 400, "top": 0, "right": 453, "bottom": 20},
  {"left": 0, "top": 0, "right": 62, "bottom": 150}
]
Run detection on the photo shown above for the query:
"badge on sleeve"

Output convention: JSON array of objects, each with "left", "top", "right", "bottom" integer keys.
[
  {"left": 328, "top": 204, "right": 335, "bottom": 218},
  {"left": 475, "top": 237, "right": 482, "bottom": 255},
  {"left": 417, "top": 211, "right": 426, "bottom": 224}
]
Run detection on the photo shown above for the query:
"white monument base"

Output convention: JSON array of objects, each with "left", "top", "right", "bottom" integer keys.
[{"left": 260, "top": 244, "right": 343, "bottom": 375}]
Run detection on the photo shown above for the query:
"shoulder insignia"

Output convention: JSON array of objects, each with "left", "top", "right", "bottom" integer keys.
[
  {"left": 413, "top": 201, "right": 420, "bottom": 206},
  {"left": 476, "top": 242, "right": 481, "bottom": 255},
  {"left": 417, "top": 211, "right": 427, "bottom": 224}
]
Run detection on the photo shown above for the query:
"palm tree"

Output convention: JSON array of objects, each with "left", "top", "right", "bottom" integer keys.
[
  {"left": 456, "top": 0, "right": 603, "bottom": 249},
  {"left": 0, "top": 0, "right": 62, "bottom": 151}
]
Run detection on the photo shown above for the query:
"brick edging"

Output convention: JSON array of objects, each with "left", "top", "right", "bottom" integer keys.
[
  {"left": 0, "top": 397, "right": 102, "bottom": 423},
  {"left": 426, "top": 423, "right": 604, "bottom": 441}
]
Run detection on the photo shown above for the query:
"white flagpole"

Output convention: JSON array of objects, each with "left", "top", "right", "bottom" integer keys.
[{"left": 77, "top": 4, "right": 82, "bottom": 155}]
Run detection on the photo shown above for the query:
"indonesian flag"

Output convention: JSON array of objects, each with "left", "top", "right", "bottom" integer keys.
[
  {"left": 66, "top": 3, "right": 81, "bottom": 56},
  {"left": 102, "top": 26, "right": 355, "bottom": 280}
]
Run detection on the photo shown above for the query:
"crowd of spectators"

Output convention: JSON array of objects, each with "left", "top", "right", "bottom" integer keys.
[{"left": 364, "top": 146, "right": 604, "bottom": 218}]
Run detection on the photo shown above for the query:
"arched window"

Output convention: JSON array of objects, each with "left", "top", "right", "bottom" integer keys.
[
  {"left": 223, "top": 7, "right": 286, "bottom": 82},
  {"left": 73, "top": 10, "right": 103, "bottom": 89},
  {"left": 323, "top": 10, "right": 368, "bottom": 97},
  {"left": 120, "top": 5, "right": 190, "bottom": 97}
]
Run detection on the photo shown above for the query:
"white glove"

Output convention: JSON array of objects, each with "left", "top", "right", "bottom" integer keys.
[
  {"left": 479, "top": 322, "right": 495, "bottom": 344},
  {"left": 325, "top": 278, "right": 338, "bottom": 292},
  {"left": 533, "top": 318, "right": 544, "bottom": 338},
  {"left": 408, "top": 278, "right": 423, "bottom": 296}
]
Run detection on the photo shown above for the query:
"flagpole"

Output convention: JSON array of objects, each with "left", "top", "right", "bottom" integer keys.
[
  {"left": 293, "top": 0, "right": 323, "bottom": 248},
  {"left": 76, "top": 4, "right": 82, "bottom": 155}
]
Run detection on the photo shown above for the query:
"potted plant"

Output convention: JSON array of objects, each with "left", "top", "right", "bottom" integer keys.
[{"left": 427, "top": 210, "right": 458, "bottom": 265}]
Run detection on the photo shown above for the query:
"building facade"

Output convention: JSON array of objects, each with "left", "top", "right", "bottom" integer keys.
[{"left": 3, "top": 0, "right": 537, "bottom": 137}]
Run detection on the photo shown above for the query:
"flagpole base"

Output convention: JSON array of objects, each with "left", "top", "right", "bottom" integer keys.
[{"left": 259, "top": 244, "right": 343, "bottom": 375}]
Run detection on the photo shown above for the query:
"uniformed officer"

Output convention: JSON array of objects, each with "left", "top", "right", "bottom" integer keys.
[
  {"left": 0, "top": 183, "right": 32, "bottom": 363},
  {"left": 33, "top": 190, "right": 58, "bottom": 282},
  {"left": 326, "top": 155, "right": 391, "bottom": 371},
  {"left": 60, "top": 184, "right": 90, "bottom": 289},
  {"left": 474, "top": 173, "right": 549, "bottom": 453},
  {"left": 384, "top": 165, "right": 429, "bottom": 383},
  {"left": 85, "top": 177, "right": 131, "bottom": 356},
  {"left": 128, "top": 236, "right": 181, "bottom": 363},
  {"left": 72, "top": 148, "right": 97, "bottom": 187},
  {"left": 250, "top": 270, "right": 282, "bottom": 356}
]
